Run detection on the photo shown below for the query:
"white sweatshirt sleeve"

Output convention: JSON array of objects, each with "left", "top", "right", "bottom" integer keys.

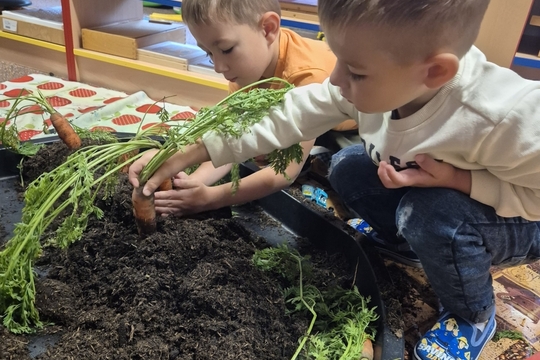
[
  {"left": 469, "top": 89, "right": 540, "bottom": 220},
  {"left": 202, "top": 79, "right": 355, "bottom": 166},
  {"left": 470, "top": 170, "right": 540, "bottom": 220}
]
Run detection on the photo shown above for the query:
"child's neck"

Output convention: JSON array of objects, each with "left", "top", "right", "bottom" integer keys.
[{"left": 396, "top": 88, "right": 441, "bottom": 118}]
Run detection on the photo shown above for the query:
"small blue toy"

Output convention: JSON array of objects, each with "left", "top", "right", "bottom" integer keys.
[{"left": 301, "top": 184, "right": 329, "bottom": 209}]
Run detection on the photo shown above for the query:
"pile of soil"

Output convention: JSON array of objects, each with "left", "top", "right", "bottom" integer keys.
[
  {"left": 0, "top": 141, "right": 366, "bottom": 359},
  {"left": 0, "top": 224, "right": 6, "bottom": 244}
]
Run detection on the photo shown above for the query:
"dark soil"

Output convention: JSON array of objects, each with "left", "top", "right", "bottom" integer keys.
[
  {"left": 0, "top": 141, "right": 370, "bottom": 360},
  {"left": 0, "top": 223, "right": 6, "bottom": 244}
]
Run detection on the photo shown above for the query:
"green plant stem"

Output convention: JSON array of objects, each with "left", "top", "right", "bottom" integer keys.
[
  {"left": 138, "top": 77, "right": 292, "bottom": 185},
  {"left": 1, "top": 78, "right": 294, "bottom": 333},
  {"left": 291, "top": 253, "right": 317, "bottom": 360},
  {"left": 0, "top": 137, "right": 161, "bottom": 333}
]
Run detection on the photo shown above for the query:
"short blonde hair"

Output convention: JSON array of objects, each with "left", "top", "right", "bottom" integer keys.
[
  {"left": 318, "top": 0, "right": 491, "bottom": 62},
  {"left": 182, "top": 0, "right": 281, "bottom": 29}
]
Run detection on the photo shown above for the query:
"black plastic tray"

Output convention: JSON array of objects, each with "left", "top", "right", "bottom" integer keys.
[{"left": 0, "top": 135, "right": 404, "bottom": 359}]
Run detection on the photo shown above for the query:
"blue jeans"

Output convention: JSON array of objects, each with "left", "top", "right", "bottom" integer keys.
[{"left": 328, "top": 145, "right": 540, "bottom": 323}]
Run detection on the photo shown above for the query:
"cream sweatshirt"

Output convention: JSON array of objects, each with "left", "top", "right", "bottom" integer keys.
[{"left": 203, "top": 47, "right": 540, "bottom": 221}]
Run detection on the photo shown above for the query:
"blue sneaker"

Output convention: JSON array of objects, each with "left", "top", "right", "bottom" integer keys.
[
  {"left": 414, "top": 310, "right": 496, "bottom": 360},
  {"left": 347, "top": 218, "right": 422, "bottom": 268}
]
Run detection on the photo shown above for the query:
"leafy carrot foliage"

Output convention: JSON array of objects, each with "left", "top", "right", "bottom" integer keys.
[
  {"left": 0, "top": 78, "right": 299, "bottom": 333},
  {"left": 253, "top": 245, "right": 379, "bottom": 360}
]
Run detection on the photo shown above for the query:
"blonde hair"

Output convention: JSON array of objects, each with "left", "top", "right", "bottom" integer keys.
[
  {"left": 182, "top": 0, "right": 281, "bottom": 29},
  {"left": 318, "top": 0, "right": 491, "bottom": 61}
]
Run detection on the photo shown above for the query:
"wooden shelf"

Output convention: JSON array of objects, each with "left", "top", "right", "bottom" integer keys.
[
  {"left": 74, "top": 49, "right": 228, "bottom": 90},
  {"left": 144, "top": 0, "right": 321, "bottom": 31},
  {"left": 514, "top": 52, "right": 540, "bottom": 69},
  {"left": 142, "top": 0, "right": 318, "bottom": 14},
  {"left": 0, "top": 30, "right": 65, "bottom": 52}
]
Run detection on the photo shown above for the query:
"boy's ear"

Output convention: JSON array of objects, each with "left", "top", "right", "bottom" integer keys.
[
  {"left": 259, "top": 11, "right": 280, "bottom": 45},
  {"left": 423, "top": 53, "right": 460, "bottom": 89}
]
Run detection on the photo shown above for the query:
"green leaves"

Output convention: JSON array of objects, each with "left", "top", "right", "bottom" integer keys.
[
  {"left": 139, "top": 77, "right": 295, "bottom": 186},
  {"left": 253, "top": 245, "right": 378, "bottom": 360},
  {"left": 0, "top": 77, "right": 297, "bottom": 334},
  {"left": 267, "top": 144, "right": 304, "bottom": 180},
  {"left": 492, "top": 329, "right": 525, "bottom": 342},
  {"left": 0, "top": 139, "right": 156, "bottom": 333}
]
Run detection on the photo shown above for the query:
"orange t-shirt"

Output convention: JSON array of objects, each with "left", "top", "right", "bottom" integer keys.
[{"left": 229, "top": 28, "right": 357, "bottom": 132}]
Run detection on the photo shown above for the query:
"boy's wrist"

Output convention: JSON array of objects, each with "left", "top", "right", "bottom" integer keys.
[
  {"left": 207, "top": 185, "right": 230, "bottom": 211},
  {"left": 452, "top": 168, "right": 472, "bottom": 195}
]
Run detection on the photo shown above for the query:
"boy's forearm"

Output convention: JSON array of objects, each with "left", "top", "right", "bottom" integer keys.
[
  {"left": 189, "top": 162, "right": 233, "bottom": 186},
  {"left": 209, "top": 141, "right": 313, "bottom": 209},
  {"left": 168, "top": 142, "right": 211, "bottom": 177},
  {"left": 451, "top": 167, "right": 472, "bottom": 194},
  {"left": 202, "top": 81, "right": 353, "bottom": 167},
  {"left": 210, "top": 166, "right": 299, "bottom": 210}
]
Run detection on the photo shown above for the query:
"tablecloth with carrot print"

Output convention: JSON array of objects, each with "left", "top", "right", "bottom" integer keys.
[{"left": 0, "top": 74, "right": 197, "bottom": 142}]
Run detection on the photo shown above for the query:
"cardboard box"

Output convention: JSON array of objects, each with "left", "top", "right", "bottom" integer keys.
[
  {"left": 1, "top": 6, "right": 64, "bottom": 45},
  {"left": 137, "top": 41, "right": 206, "bottom": 70},
  {"left": 82, "top": 20, "right": 186, "bottom": 59}
]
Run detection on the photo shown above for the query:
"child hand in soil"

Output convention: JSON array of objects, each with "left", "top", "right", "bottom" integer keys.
[
  {"left": 132, "top": 1, "right": 540, "bottom": 359},
  {"left": 153, "top": 172, "right": 222, "bottom": 217},
  {"left": 148, "top": 0, "right": 356, "bottom": 217},
  {"left": 129, "top": 144, "right": 209, "bottom": 194}
]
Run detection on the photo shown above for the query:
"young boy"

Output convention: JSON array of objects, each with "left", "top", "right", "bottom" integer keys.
[
  {"left": 131, "top": 0, "right": 540, "bottom": 359},
  {"left": 153, "top": 0, "right": 356, "bottom": 218}
]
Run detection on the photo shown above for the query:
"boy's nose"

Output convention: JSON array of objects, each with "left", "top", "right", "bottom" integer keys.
[
  {"left": 329, "top": 64, "right": 348, "bottom": 88},
  {"left": 213, "top": 59, "right": 228, "bottom": 74}
]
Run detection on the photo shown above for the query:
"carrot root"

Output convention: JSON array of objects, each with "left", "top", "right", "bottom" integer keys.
[
  {"left": 360, "top": 339, "right": 374, "bottom": 360},
  {"left": 50, "top": 112, "right": 81, "bottom": 149},
  {"left": 157, "top": 178, "right": 173, "bottom": 191},
  {"left": 132, "top": 186, "right": 156, "bottom": 238},
  {"left": 120, "top": 149, "right": 140, "bottom": 173}
]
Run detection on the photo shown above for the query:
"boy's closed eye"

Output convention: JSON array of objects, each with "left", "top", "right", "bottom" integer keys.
[
  {"left": 204, "top": 47, "right": 234, "bottom": 58},
  {"left": 221, "top": 47, "right": 234, "bottom": 54},
  {"left": 349, "top": 72, "right": 366, "bottom": 81}
]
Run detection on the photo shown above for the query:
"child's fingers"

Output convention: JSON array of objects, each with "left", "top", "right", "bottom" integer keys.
[
  {"left": 173, "top": 171, "right": 189, "bottom": 180},
  {"left": 155, "top": 205, "right": 182, "bottom": 217},
  {"left": 414, "top": 154, "right": 439, "bottom": 175},
  {"left": 154, "top": 189, "right": 180, "bottom": 200},
  {"left": 128, "top": 149, "right": 159, "bottom": 188},
  {"left": 378, "top": 161, "right": 401, "bottom": 188},
  {"left": 377, "top": 163, "right": 390, "bottom": 186}
]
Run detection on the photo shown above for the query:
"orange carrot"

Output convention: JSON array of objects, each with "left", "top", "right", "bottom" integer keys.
[
  {"left": 50, "top": 112, "right": 81, "bottom": 149},
  {"left": 157, "top": 178, "right": 173, "bottom": 191},
  {"left": 119, "top": 149, "right": 140, "bottom": 173},
  {"left": 360, "top": 339, "right": 374, "bottom": 360},
  {"left": 132, "top": 186, "right": 156, "bottom": 237},
  {"left": 132, "top": 178, "right": 173, "bottom": 237}
]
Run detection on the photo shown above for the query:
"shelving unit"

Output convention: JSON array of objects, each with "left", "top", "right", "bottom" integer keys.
[
  {"left": 0, "top": 29, "right": 68, "bottom": 78},
  {"left": 1, "top": 0, "right": 539, "bottom": 106},
  {"left": 58, "top": 0, "right": 229, "bottom": 108},
  {"left": 150, "top": 0, "right": 320, "bottom": 32},
  {"left": 513, "top": 2, "right": 540, "bottom": 74}
]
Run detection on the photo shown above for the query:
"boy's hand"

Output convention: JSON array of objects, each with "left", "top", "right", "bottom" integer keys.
[
  {"left": 128, "top": 148, "right": 160, "bottom": 189},
  {"left": 378, "top": 154, "right": 471, "bottom": 194},
  {"left": 128, "top": 142, "right": 211, "bottom": 196},
  {"left": 154, "top": 172, "right": 217, "bottom": 217}
]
